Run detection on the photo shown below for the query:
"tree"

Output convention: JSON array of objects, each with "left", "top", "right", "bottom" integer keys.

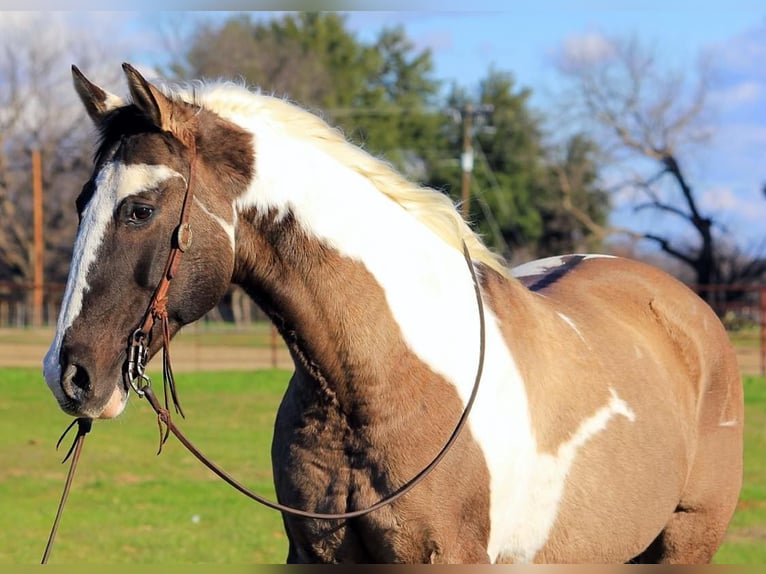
[
  {"left": 168, "top": 13, "right": 440, "bottom": 176},
  {"left": 0, "top": 14, "right": 109, "bottom": 287},
  {"left": 339, "top": 25, "right": 441, "bottom": 172},
  {"left": 169, "top": 15, "right": 608, "bottom": 263},
  {"left": 170, "top": 13, "right": 362, "bottom": 110},
  {"left": 554, "top": 34, "right": 766, "bottom": 286},
  {"left": 540, "top": 133, "right": 609, "bottom": 256},
  {"left": 427, "top": 70, "right": 609, "bottom": 261}
]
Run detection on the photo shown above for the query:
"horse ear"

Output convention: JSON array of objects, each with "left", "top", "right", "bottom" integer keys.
[
  {"left": 72, "top": 65, "right": 124, "bottom": 126},
  {"left": 122, "top": 63, "right": 183, "bottom": 134}
]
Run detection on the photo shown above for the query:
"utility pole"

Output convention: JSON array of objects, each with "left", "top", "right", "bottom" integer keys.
[
  {"left": 31, "top": 148, "right": 44, "bottom": 327},
  {"left": 460, "top": 103, "right": 474, "bottom": 219},
  {"left": 458, "top": 102, "right": 493, "bottom": 220}
]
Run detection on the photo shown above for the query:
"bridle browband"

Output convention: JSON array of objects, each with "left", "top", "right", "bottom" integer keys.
[{"left": 42, "top": 132, "right": 487, "bottom": 562}]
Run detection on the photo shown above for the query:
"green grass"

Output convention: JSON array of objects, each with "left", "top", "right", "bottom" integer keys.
[
  {"left": 1, "top": 367, "right": 764, "bottom": 564},
  {"left": 713, "top": 375, "right": 766, "bottom": 564},
  {"left": 0, "top": 367, "right": 291, "bottom": 564}
]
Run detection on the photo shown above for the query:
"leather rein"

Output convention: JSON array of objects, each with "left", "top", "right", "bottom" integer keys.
[{"left": 42, "top": 138, "right": 487, "bottom": 562}]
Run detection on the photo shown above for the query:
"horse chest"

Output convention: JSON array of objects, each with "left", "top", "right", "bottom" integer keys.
[{"left": 272, "top": 420, "right": 436, "bottom": 562}]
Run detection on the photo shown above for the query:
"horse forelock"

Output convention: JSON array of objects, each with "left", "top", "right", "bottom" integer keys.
[
  {"left": 92, "top": 93, "right": 254, "bottom": 219},
  {"left": 94, "top": 105, "right": 162, "bottom": 166}
]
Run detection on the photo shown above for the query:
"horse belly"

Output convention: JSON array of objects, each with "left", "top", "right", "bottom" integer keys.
[
  {"left": 540, "top": 428, "right": 688, "bottom": 562},
  {"left": 487, "top": 386, "right": 690, "bottom": 563}
]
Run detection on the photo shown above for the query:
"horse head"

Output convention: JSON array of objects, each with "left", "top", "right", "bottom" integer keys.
[{"left": 43, "top": 64, "right": 253, "bottom": 419}]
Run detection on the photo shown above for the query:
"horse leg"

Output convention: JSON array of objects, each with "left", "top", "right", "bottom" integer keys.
[
  {"left": 632, "top": 376, "right": 743, "bottom": 564},
  {"left": 632, "top": 501, "right": 737, "bottom": 564}
]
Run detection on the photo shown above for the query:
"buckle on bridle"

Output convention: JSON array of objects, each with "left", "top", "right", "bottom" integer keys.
[
  {"left": 175, "top": 222, "right": 193, "bottom": 252},
  {"left": 125, "top": 328, "right": 151, "bottom": 397}
]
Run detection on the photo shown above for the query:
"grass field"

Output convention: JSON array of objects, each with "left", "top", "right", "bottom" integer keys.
[
  {"left": 0, "top": 368, "right": 290, "bottom": 564},
  {"left": 0, "top": 366, "right": 763, "bottom": 564}
]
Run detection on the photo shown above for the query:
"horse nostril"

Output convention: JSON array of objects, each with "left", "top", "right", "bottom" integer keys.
[{"left": 61, "top": 363, "right": 91, "bottom": 401}]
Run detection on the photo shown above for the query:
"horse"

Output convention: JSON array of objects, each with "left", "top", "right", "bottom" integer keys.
[{"left": 43, "top": 63, "right": 743, "bottom": 564}]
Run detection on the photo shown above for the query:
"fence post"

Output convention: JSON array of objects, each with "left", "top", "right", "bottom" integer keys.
[
  {"left": 31, "top": 149, "right": 44, "bottom": 327},
  {"left": 760, "top": 287, "right": 766, "bottom": 377},
  {"left": 271, "top": 324, "right": 278, "bottom": 369}
]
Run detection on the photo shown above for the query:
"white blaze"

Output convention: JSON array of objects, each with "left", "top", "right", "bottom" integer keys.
[{"left": 42, "top": 162, "right": 183, "bottom": 400}]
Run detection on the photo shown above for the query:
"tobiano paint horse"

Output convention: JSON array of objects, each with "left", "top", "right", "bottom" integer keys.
[{"left": 43, "top": 63, "right": 743, "bottom": 564}]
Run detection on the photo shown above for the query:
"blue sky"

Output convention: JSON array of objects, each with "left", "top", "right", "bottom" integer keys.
[
  {"left": 2, "top": 4, "right": 765, "bottom": 250},
  {"left": 336, "top": 7, "right": 766, "bottom": 248}
]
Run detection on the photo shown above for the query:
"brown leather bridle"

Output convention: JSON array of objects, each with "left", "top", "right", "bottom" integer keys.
[
  {"left": 123, "top": 136, "right": 197, "bottom": 418},
  {"left": 42, "top": 135, "right": 487, "bottom": 562}
]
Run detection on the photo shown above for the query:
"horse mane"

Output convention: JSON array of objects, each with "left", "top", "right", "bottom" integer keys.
[{"left": 160, "top": 79, "right": 509, "bottom": 277}]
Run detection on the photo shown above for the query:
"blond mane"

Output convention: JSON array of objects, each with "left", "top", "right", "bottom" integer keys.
[{"left": 162, "top": 80, "right": 508, "bottom": 277}]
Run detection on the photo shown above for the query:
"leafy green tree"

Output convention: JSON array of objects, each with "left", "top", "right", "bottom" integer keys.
[
  {"left": 538, "top": 133, "right": 609, "bottom": 256},
  {"left": 426, "top": 70, "right": 608, "bottom": 260},
  {"left": 342, "top": 26, "right": 441, "bottom": 171},
  {"left": 169, "top": 13, "right": 439, "bottom": 176},
  {"left": 170, "top": 15, "right": 609, "bottom": 261},
  {"left": 426, "top": 70, "right": 547, "bottom": 259}
]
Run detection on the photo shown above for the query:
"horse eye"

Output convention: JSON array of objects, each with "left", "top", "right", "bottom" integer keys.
[
  {"left": 132, "top": 205, "right": 154, "bottom": 221},
  {"left": 121, "top": 202, "right": 155, "bottom": 225}
]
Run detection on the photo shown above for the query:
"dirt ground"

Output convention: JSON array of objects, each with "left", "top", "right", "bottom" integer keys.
[
  {"left": 1, "top": 327, "right": 762, "bottom": 376},
  {"left": 0, "top": 327, "right": 293, "bottom": 373},
  {"left": 734, "top": 345, "right": 763, "bottom": 376}
]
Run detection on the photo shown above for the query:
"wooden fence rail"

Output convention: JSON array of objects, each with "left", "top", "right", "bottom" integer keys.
[{"left": 0, "top": 281, "right": 763, "bottom": 375}]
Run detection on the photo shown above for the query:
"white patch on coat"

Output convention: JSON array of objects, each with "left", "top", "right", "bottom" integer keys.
[
  {"left": 556, "top": 311, "right": 586, "bottom": 343},
  {"left": 511, "top": 254, "right": 616, "bottom": 280},
  {"left": 219, "top": 110, "right": 640, "bottom": 563},
  {"left": 229, "top": 112, "right": 539, "bottom": 560},
  {"left": 42, "top": 162, "right": 183, "bottom": 400},
  {"left": 194, "top": 196, "right": 235, "bottom": 250},
  {"left": 496, "top": 388, "right": 636, "bottom": 563}
]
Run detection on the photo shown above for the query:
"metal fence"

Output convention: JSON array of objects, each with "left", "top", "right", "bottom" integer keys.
[
  {"left": 1, "top": 280, "right": 764, "bottom": 375},
  {"left": 694, "top": 284, "right": 766, "bottom": 376}
]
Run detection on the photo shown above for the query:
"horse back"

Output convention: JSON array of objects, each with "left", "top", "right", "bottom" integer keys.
[{"left": 510, "top": 254, "right": 741, "bottom": 423}]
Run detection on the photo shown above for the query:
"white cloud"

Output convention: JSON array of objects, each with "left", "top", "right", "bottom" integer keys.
[
  {"left": 710, "top": 80, "right": 763, "bottom": 108},
  {"left": 700, "top": 186, "right": 740, "bottom": 211},
  {"left": 699, "top": 186, "right": 766, "bottom": 247},
  {"left": 708, "top": 19, "right": 766, "bottom": 82},
  {"left": 706, "top": 122, "right": 766, "bottom": 181},
  {"left": 416, "top": 29, "right": 454, "bottom": 53},
  {"left": 553, "top": 31, "right": 615, "bottom": 71}
]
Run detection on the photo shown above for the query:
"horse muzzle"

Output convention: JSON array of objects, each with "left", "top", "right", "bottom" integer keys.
[{"left": 45, "top": 352, "right": 127, "bottom": 420}]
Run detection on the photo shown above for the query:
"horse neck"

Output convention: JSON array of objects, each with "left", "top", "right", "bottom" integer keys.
[{"left": 230, "top": 132, "right": 487, "bottom": 417}]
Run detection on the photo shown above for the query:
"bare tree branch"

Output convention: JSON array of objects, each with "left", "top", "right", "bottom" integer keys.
[
  {"left": 643, "top": 233, "right": 699, "bottom": 268},
  {"left": 551, "top": 33, "right": 752, "bottom": 286}
]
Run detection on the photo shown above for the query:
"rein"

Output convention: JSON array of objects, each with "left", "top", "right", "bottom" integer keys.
[
  {"left": 133, "top": 239, "right": 486, "bottom": 520},
  {"left": 40, "top": 417, "right": 91, "bottom": 564},
  {"left": 41, "top": 137, "right": 487, "bottom": 561},
  {"left": 123, "top": 137, "right": 197, "bottom": 418}
]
